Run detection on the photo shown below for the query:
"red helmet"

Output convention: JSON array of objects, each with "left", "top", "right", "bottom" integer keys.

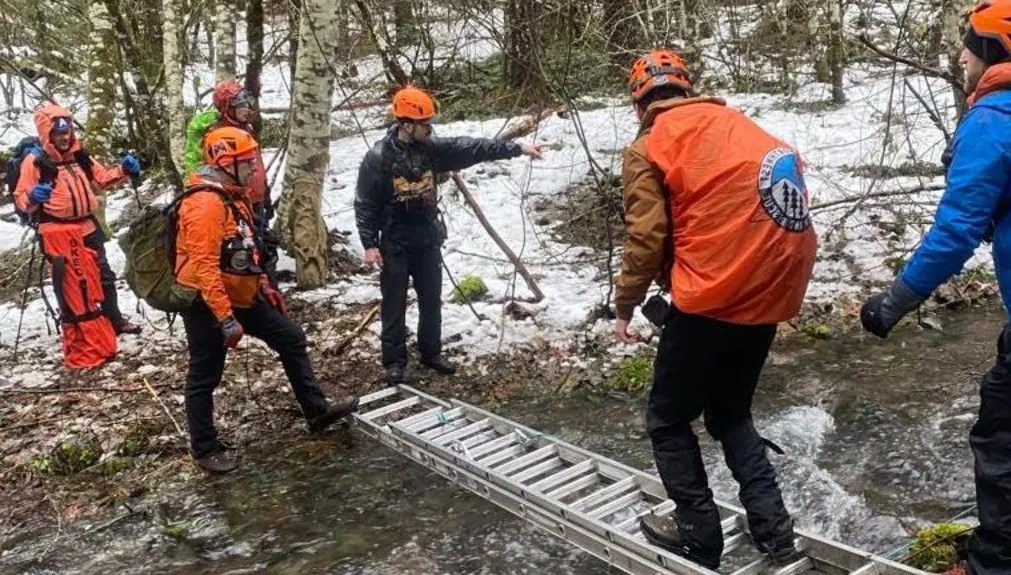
[
  {"left": 969, "top": 0, "right": 1011, "bottom": 54},
  {"left": 392, "top": 86, "right": 437, "bottom": 121},
  {"left": 628, "top": 50, "right": 692, "bottom": 102}
]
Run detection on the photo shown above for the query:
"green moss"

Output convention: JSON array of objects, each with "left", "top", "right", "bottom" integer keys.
[
  {"left": 162, "top": 521, "right": 187, "bottom": 540},
  {"left": 451, "top": 276, "right": 488, "bottom": 304},
  {"left": 903, "top": 523, "right": 971, "bottom": 572},
  {"left": 603, "top": 354, "right": 654, "bottom": 395},
  {"left": 801, "top": 323, "right": 834, "bottom": 340},
  {"left": 119, "top": 424, "right": 151, "bottom": 457},
  {"left": 101, "top": 456, "right": 133, "bottom": 477},
  {"left": 44, "top": 434, "right": 103, "bottom": 475}
]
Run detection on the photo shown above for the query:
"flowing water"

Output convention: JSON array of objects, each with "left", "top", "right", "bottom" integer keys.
[{"left": 2, "top": 303, "right": 1002, "bottom": 574}]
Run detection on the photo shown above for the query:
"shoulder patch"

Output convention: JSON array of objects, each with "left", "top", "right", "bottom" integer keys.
[{"left": 758, "top": 147, "right": 811, "bottom": 232}]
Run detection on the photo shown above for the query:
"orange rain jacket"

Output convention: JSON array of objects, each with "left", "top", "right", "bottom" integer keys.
[
  {"left": 174, "top": 168, "right": 266, "bottom": 322},
  {"left": 14, "top": 104, "right": 128, "bottom": 237},
  {"left": 616, "top": 97, "right": 817, "bottom": 325}
]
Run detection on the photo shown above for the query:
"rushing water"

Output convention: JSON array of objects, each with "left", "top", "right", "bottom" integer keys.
[{"left": 2, "top": 303, "right": 1001, "bottom": 574}]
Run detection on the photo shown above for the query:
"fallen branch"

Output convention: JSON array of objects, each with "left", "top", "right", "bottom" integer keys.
[
  {"left": 330, "top": 303, "right": 380, "bottom": 356},
  {"left": 811, "top": 184, "right": 945, "bottom": 212},
  {"left": 0, "top": 382, "right": 175, "bottom": 395},
  {"left": 856, "top": 34, "right": 963, "bottom": 92},
  {"left": 142, "top": 377, "right": 186, "bottom": 441}
]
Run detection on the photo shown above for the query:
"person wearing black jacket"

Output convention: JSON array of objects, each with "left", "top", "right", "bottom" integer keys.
[{"left": 355, "top": 86, "right": 544, "bottom": 383}]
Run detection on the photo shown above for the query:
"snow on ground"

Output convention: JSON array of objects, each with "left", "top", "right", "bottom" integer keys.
[{"left": 0, "top": 56, "right": 984, "bottom": 377}]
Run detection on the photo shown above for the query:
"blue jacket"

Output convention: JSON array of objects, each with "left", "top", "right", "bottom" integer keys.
[{"left": 901, "top": 88, "right": 1011, "bottom": 316}]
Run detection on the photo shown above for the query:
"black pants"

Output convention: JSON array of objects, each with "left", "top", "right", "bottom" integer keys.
[
  {"left": 646, "top": 310, "right": 793, "bottom": 565},
  {"left": 380, "top": 244, "right": 442, "bottom": 367},
  {"left": 82, "top": 230, "right": 124, "bottom": 324},
  {"left": 181, "top": 298, "right": 330, "bottom": 458},
  {"left": 967, "top": 325, "right": 1011, "bottom": 575}
]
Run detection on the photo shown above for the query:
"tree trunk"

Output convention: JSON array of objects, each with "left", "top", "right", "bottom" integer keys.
[
  {"left": 86, "top": 0, "right": 119, "bottom": 240},
  {"left": 214, "top": 0, "right": 237, "bottom": 81},
  {"left": 827, "top": 0, "right": 846, "bottom": 104},
  {"left": 942, "top": 0, "right": 975, "bottom": 117},
  {"left": 163, "top": 0, "right": 187, "bottom": 173},
  {"left": 680, "top": 0, "right": 708, "bottom": 85},
  {"left": 245, "top": 0, "right": 265, "bottom": 133},
  {"left": 353, "top": 0, "right": 409, "bottom": 85},
  {"left": 288, "top": 0, "right": 302, "bottom": 86},
  {"left": 393, "top": 0, "right": 417, "bottom": 48},
  {"left": 504, "top": 0, "right": 546, "bottom": 104},
  {"left": 603, "top": 0, "right": 638, "bottom": 70},
  {"left": 279, "top": 0, "right": 339, "bottom": 288}
]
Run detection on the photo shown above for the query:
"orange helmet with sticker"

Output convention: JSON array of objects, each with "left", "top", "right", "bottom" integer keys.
[
  {"left": 392, "top": 86, "right": 437, "bottom": 121},
  {"left": 203, "top": 127, "right": 259, "bottom": 169},
  {"left": 628, "top": 50, "right": 692, "bottom": 102}
]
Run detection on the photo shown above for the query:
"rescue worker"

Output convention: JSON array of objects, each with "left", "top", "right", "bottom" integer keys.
[
  {"left": 861, "top": 2, "right": 1011, "bottom": 571},
  {"left": 354, "top": 85, "right": 544, "bottom": 383},
  {"left": 612, "top": 50, "right": 817, "bottom": 568},
  {"left": 176, "top": 127, "right": 358, "bottom": 474},
  {"left": 14, "top": 103, "right": 143, "bottom": 336},
  {"left": 184, "top": 79, "right": 279, "bottom": 286}
]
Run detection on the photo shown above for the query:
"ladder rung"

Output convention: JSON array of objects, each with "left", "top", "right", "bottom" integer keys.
[
  {"left": 612, "top": 510, "right": 645, "bottom": 533},
  {"left": 403, "top": 407, "right": 464, "bottom": 434},
  {"left": 357, "top": 386, "right": 400, "bottom": 406},
  {"left": 721, "top": 515, "right": 740, "bottom": 534},
  {"left": 529, "top": 459, "right": 595, "bottom": 493},
  {"left": 434, "top": 419, "right": 492, "bottom": 445},
  {"left": 468, "top": 433, "right": 517, "bottom": 459},
  {"left": 772, "top": 557, "right": 813, "bottom": 575},
  {"left": 545, "top": 472, "right": 600, "bottom": 501},
  {"left": 848, "top": 564, "right": 879, "bottom": 575},
  {"left": 650, "top": 500, "right": 676, "bottom": 517},
  {"left": 420, "top": 415, "right": 473, "bottom": 440},
  {"left": 460, "top": 430, "right": 499, "bottom": 448},
  {"left": 731, "top": 556, "right": 771, "bottom": 575},
  {"left": 571, "top": 476, "right": 637, "bottom": 511},
  {"left": 510, "top": 457, "right": 565, "bottom": 484},
  {"left": 586, "top": 490, "right": 642, "bottom": 520},
  {"left": 724, "top": 531, "right": 748, "bottom": 553},
  {"left": 359, "top": 396, "right": 421, "bottom": 421},
  {"left": 478, "top": 444, "right": 526, "bottom": 467},
  {"left": 495, "top": 445, "right": 557, "bottom": 475},
  {"left": 391, "top": 406, "right": 443, "bottom": 429}
]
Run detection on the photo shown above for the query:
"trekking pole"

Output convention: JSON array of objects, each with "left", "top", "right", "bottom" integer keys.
[{"left": 12, "top": 238, "right": 38, "bottom": 359}]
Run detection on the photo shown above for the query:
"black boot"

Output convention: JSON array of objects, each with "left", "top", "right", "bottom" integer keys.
[
  {"left": 196, "top": 450, "right": 238, "bottom": 474},
  {"left": 308, "top": 397, "right": 360, "bottom": 432},
  {"left": 640, "top": 513, "right": 720, "bottom": 569},
  {"left": 421, "top": 355, "right": 456, "bottom": 375},
  {"left": 385, "top": 364, "right": 409, "bottom": 384},
  {"left": 113, "top": 318, "right": 143, "bottom": 335}
]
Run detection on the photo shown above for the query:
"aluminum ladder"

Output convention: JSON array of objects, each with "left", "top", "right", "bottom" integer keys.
[{"left": 352, "top": 385, "right": 927, "bottom": 575}]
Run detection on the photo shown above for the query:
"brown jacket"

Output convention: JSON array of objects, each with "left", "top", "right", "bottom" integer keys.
[{"left": 614, "top": 97, "right": 724, "bottom": 320}]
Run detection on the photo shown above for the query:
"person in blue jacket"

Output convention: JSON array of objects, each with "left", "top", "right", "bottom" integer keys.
[{"left": 861, "top": 2, "right": 1011, "bottom": 572}]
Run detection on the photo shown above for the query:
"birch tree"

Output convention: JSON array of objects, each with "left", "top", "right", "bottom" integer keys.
[
  {"left": 86, "top": 0, "right": 118, "bottom": 240},
  {"left": 827, "top": 0, "right": 845, "bottom": 104},
  {"left": 163, "top": 0, "right": 186, "bottom": 172},
  {"left": 278, "top": 0, "right": 339, "bottom": 288},
  {"left": 214, "top": 0, "right": 237, "bottom": 81}
]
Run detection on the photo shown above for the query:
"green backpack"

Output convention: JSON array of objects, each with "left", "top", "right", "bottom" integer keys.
[
  {"left": 183, "top": 108, "right": 221, "bottom": 176},
  {"left": 119, "top": 186, "right": 227, "bottom": 312}
]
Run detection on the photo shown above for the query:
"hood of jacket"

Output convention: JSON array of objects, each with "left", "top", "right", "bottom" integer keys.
[{"left": 34, "top": 104, "right": 82, "bottom": 161}]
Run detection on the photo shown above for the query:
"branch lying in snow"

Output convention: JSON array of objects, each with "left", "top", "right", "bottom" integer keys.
[
  {"left": 811, "top": 183, "right": 946, "bottom": 212},
  {"left": 856, "top": 34, "right": 964, "bottom": 92},
  {"left": 330, "top": 303, "right": 379, "bottom": 356}
]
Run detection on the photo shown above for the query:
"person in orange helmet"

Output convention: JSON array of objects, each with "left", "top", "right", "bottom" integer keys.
[
  {"left": 176, "top": 127, "right": 358, "bottom": 474},
  {"left": 861, "top": 2, "right": 1011, "bottom": 571},
  {"left": 354, "top": 85, "right": 544, "bottom": 384},
  {"left": 613, "top": 50, "right": 817, "bottom": 569},
  {"left": 14, "top": 104, "right": 143, "bottom": 336}
]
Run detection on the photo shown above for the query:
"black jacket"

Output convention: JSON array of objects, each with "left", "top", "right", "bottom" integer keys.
[{"left": 354, "top": 127, "right": 522, "bottom": 250}]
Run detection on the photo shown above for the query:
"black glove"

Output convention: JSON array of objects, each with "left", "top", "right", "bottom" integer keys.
[
  {"left": 860, "top": 278, "right": 925, "bottom": 339},
  {"left": 220, "top": 316, "right": 244, "bottom": 348}
]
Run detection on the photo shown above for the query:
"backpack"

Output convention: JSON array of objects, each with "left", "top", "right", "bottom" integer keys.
[
  {"left": 182, "top": 108, "right": 221, "bottom": 177},
  {"left": 5, "top": 136, "right": 95, "bottom": 226},
  {"left": 119, "top": 185, "right": 229, "bottom": 312}
]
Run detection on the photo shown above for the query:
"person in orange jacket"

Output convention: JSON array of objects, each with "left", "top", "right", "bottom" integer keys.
[
  {"left": 175, "top": 126, "right": 358, "bottom": 474},
  {"left": 613, "top": 50, "right": 817, "bottom": 569},
  {"left": 14, "top": 103, "right": 142, "bottom": 335}
]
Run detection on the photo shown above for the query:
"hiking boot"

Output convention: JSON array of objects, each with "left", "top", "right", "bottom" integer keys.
[
  {"left": 385, "top": 364, "right": 409, "bottom": 384},
  {"left": 308, "top": 397, "right": 360, "bottom": 433},
  {"left": 757, "top": 541, "right": 803, "bottom": 566},
  {"left": 113, "top": 318, "right": 142, "bottom": 335},
  {"left": 421, "top": 355, "right": 457, "bottom": 375},
  {"left": 196, "top": 450, "right": 238, "bottom": 474},
  {"left": 640, "top": 514, "right": 720, "bottom": 570}
]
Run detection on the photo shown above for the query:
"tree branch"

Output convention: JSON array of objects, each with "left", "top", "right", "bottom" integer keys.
[{"left": 856, "top": 33, "right": 964, "bottom": 93}]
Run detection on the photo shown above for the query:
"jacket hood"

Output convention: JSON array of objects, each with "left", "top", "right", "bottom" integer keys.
[
  {"left": 970, "top": 62, "right": 1011, "bottom": 105},
  {"left": 34, "top": 104, "right": 81, "bottom": 160}
]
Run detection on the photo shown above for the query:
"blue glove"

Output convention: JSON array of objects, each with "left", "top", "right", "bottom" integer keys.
[
  {"left": 121, "top": 153, "right": 141, "bottom": 177},
  {"left": 29, "top": 183, "right": 53, "bottom": 204},
  {"left": 860, "top": 277, "right": 925, "bottom": 338}
]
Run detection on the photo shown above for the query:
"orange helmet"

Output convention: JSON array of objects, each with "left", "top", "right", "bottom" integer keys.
[
  {"left": 392, "top": 86, "right": 437, "bottom": 121},
  {"left": 203, "top": 127, "right": 259, "bottom": 169},
  {"left": 969, "top": 0, "right": 1011, "bottom": 56},
  {"left": 628, "top": 50, "right": 692, "bottom": 102}
]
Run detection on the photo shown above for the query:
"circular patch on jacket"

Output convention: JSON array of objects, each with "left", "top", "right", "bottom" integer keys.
[{"left": 758, "top": 147, "right": 811, "bottom": 232}]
